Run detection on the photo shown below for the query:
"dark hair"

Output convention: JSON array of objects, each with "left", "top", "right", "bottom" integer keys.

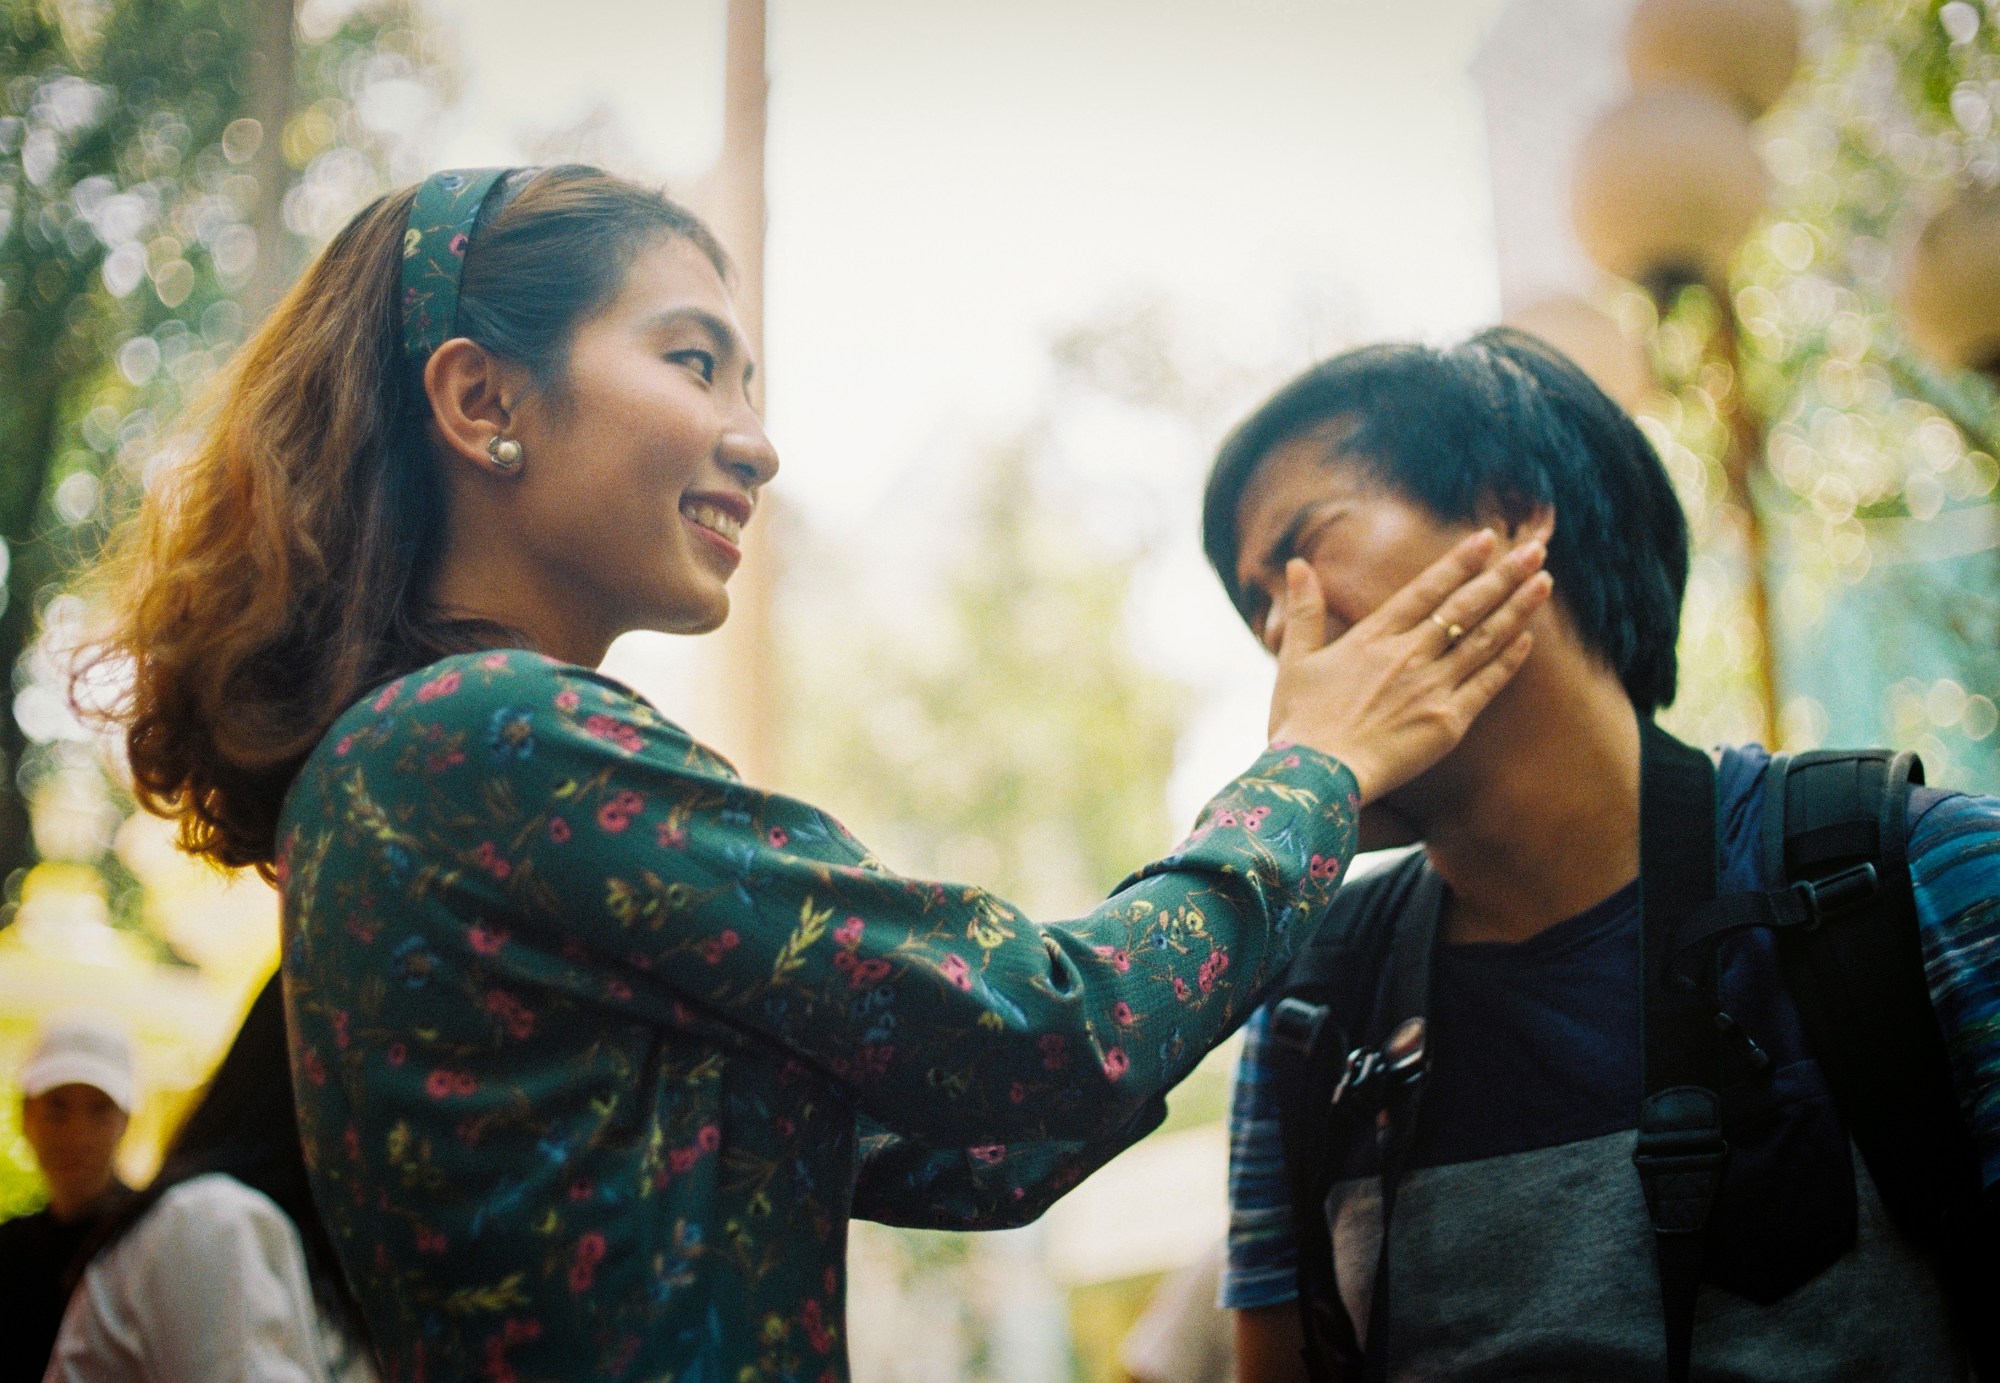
[
  {"left": 80, "top": 166, "right": 728, "bottom": 874},
  {"left": 1201, "top": 327, "right": 1690, "bottom": 712},
  {"left": 77, "top": 976, "right": 370, "bottom": 1357}
]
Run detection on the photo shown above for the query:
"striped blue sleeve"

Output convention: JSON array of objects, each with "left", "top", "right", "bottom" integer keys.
[
  {"left": 1908, "top": 787, "right": 2000, "bottom": 1190},
  {"left": 1220, "top": 1002, "right": 1301, "bottom": 1309}
]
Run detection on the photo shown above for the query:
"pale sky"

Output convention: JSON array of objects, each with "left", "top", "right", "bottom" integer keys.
[{"left": 415, "top": 0, "right": 1513, "bottom": 817}]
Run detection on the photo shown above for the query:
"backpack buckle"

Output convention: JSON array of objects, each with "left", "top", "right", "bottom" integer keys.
[
  {"left": 1329, "top": 1017, "right": 1427, "bottom": 1111},
  {"left": 1270, "top": 996, "right": 1330, "bottom": 1056},
  {"left": 1633, "top": 1086, "right": 1729, "bottom": 1235},
  {"left": 1790, "top": 862, "right": 1880, "bottom": 932}
]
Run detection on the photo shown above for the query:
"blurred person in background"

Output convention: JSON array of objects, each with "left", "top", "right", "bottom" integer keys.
[
  {"left": 45, "top": 973, "right": 375, "bottom": 1383},
  {"left": 72, "top": 163, "right": 1549, "bottom": 1380},
  {"left": 0, "top": 1013, "right": 135, "bottom": 1383},
  {"left": 1207, "top": 331, "right": 1998, "bottom": 1382}
]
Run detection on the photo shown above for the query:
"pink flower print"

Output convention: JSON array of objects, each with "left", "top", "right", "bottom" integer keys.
[
  {"left": 1308, "top": 853, "right": 1341, "bottom": 882},
  {"left": 768, "top": 825, "right": 790, "bottom": 848},
  {"left": 698, "top": 929, "right": 741, "bottom": 965},
  {"left": 939, "top": 953, "right": 972, "bottom": 991},
  {"left": 415, "top": 1227, "right": 448, "bottom": 1254},
  {"left": 568, "top": 1179, "right": 594, "bottom": 1202},
  {"left": 415, "top": 669, "right": 461, "bottom": 703},
  {"left": 468, "top": 924, "right": 509, "bottom": 955},
  {"left": 1172, "top": 976, "right": 1191, "bottom": 1002},
  {"left": 847, "top": 957, "right": 892, "bottom": 989},
  {"left": 484, "top": 989, "right": 536, "bottom": 1039},
  {"left": 481, "top": 653, "right": 509, "bottom": 670},
  {"left": 969, "top": 1144, "right": 1007, "bottom": 1165},
  {"left": 801, "top": 1299, "right": 834, "bottom": 1355},
  {"left": 1281, "top": 753, "right": 1301, "bottom": 768},
  {"left": 1214, "top": 809, "right": 1239, "bottom": 828},
  {"left": 1244, "top": 806, "right": 1270, "bottom": 832},
  {"left": 656, "top": 820, "right": 687, "bottom": 849},
  {"left": 583, "top": 713, "right": 644, "bottom": 752},
  {"left": 569, "top": 1231, "right": 607, "bottom": 1293},
  {"left": 1038, "top": 1033, "right": 1069, "bottom": 1070},
  {"left": 448, "top": 231, "right": 470, "bottom": 256},
  {"left": 669, "top": 1145, "right": 699, "bottom": 1175},
  {"left": 1112, "top": 1002, "right": 1135, "bottom": 1026},
  {"left": 386, "top": 1042, "right": 407, "bottom": 1068},
  {"left": 331, "top": 1010, "right": 351, "bottom": 1051},
  {"left": 834, "top": 916, "right": 865, "bottom": 949},
  {"left": 597, "top": 790, "right": 643, "bottom": 833},
  {"left": 1103, "top": 1047, "right": 1130, "bottom": 1081},
  {"left": 372, "top": 681, "right": 403, "bottom": 712},
  {"left": 696, "top": 1124, "right": 721, "bottom": 1152},
  {"left": 425, "top": 1069, "right": 478, "bottom": 1099},
  {"left": 1198, "top": 948, "right": 1230, "bottom": 995},
  {"left": 554, "top": 688, "right": 581, "bottom": 712},
  {"left": 302, "top": 1049, "right": 327, "bottom": 1086},
  {"left": 606, "top": 978, "right": 632, "bottom": 1002},
  {"left": 473, "top": 841, "right": 512, "bottom": 880},
  {"left": 335, "top": 734, "right": 355, "bottom": 757},
  {"left": 1098, "top": 946, "right": 1131, "bottom": 974},
  {"left": 548, "top": 816, "right": 572, "bottom": 843}
]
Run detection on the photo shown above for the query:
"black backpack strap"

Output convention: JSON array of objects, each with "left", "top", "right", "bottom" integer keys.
[
  {"left": 1266, "top": 852, "right": 1437, "bottom": 1383},
  {"left": 1664, "top": 745, "right": 1997, "bottom": 1375},
  {"left": 1635, "top": 722, "right": 1729, "bottom": 1383},
  {"left": 1354, "top": 868, "right": 1440, "bottom": 1383},
  {"left": 1763, "top": 751, "right": 2000, "bottom": 1378}
]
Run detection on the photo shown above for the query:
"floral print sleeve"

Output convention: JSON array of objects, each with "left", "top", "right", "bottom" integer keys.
[{"left": 280, "top": 650, "right": 1359, "bottom": 1381}]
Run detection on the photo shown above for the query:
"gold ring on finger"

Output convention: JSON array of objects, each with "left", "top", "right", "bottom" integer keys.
[{"left": 1429, "top": 612, "right": 1465, "bottom": 644}]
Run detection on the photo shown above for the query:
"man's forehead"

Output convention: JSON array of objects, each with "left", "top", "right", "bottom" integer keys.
[{"left": 1236, "top": 434, "right": 1373, "bottom": 548}]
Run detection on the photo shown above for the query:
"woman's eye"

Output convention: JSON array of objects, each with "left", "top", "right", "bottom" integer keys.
[{"left": 670, "top": 349, "right": 717, "bottom": 383}]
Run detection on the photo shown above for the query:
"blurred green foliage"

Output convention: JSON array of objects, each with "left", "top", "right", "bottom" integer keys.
[
  {"left": 1651, "top": 0, "right": 2000, "bottom": 782},
  {"left": 0, "top": 0, "right": 442, "bottom": 1226}
]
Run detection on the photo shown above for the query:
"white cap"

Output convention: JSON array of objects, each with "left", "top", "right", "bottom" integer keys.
[{"left": 20, "top": 1011, "right": 136, "bottom": 1112}]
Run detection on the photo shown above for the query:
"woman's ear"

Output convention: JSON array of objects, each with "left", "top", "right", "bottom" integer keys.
[{"left": 423, "top": 338, "right": 526, "bottom": 473}]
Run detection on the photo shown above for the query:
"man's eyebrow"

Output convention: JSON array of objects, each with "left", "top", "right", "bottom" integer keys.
[
  {"left": 642, "top": 306, "right": 757, "bottom": 384},
  {"left": 1259, "top": 501, "right": 1340, "bottom": 576}
]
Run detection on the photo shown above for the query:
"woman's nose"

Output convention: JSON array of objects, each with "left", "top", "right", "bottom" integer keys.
[{"left": 719, "top": 419, "right": 780, "bottom": 489}]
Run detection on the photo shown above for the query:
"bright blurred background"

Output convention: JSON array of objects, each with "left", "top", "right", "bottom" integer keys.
[{"left": 2, "top": 0, "right": 1997, "bottom": 1378}]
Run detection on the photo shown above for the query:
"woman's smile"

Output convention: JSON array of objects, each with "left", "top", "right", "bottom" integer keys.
[{"left": 681, "top": 492, "right": 750, "bottom": 567}]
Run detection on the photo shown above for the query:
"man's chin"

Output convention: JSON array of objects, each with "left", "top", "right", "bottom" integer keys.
[{"left": 1358, "top": 802, "right": 1423, "bottom": 851}]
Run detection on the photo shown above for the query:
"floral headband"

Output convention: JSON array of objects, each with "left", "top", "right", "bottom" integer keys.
[{"left": 399, "top": 167, "right": 522, "bottom": 372}]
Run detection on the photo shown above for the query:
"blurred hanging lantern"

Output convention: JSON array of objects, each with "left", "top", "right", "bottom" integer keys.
[
  {"left": 1894, "top": 186, "right": 2000, "bottom": 380},
  {"left": 1505, "top": 295, "right": 1655, "bottom": 408},
  {"left": 1572, "top": 86, "right": 1770, "bottom": 295},
  {"left": 1625, "top": 0, "right": 1802, "bottom": 119}
]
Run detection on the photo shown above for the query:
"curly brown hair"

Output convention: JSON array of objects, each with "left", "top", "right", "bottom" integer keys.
[{"left": 75, "top": 166, "right": 727, "bottom": 875}]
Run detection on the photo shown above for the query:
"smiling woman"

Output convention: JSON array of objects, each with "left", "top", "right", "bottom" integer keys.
[{"left": 71, "top": 165, "right": 1549, "bottom": 1381}]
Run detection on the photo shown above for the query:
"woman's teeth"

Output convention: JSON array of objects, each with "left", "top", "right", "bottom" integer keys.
[{"left": 683, "top": 501, "right": 743, "bottom": 545}]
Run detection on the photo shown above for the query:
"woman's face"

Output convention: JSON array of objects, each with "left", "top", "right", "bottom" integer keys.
[{"left": 502, "top": 235, "right": 778, "bottom": 644}]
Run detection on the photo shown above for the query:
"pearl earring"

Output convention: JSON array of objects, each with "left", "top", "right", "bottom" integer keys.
[{"left": 487, "top": 435, "right": 524, "bottom": 472}]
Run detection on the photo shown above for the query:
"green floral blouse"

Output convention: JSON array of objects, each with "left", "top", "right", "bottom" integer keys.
[{"left": 279, "top": 650, "right": 1359, "bottom": 1382}]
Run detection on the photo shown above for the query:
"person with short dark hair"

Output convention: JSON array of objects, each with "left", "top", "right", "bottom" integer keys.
[
  {"left": 1209, "top": 329, "right": 2000, "bottom": 1381},
  {"left": 0, "top": 1014, "right": 135, "bottom": 1383},
  {"left": 45, "top": 975, "right": 376, "bottom": 1382}
]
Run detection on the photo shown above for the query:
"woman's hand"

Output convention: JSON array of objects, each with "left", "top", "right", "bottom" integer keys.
[{"left": 1267, "top": 530, "right": 1552, "bottom": 804}]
